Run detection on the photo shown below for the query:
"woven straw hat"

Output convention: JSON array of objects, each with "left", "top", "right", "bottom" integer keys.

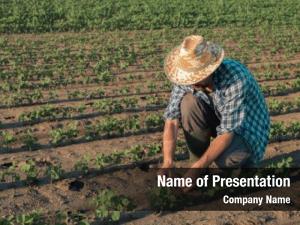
[{"left": 164, "top": 35, "right": 224, "bottom": 85}]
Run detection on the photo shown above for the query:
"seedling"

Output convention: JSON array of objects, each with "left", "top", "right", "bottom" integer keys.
[
  {"left": 0, "top": 131, "right": 16, "bottom": 147},
  {"left": 20, "top": 160, "right": 38, "bottom": 183},
  {"left": 21, "top": 129, "right": 38, "bottom": 150},
  {"left": 0, "top": 163, "right": 20, "bottom": 182},
  {"left": 50, "top": 122, "right": 79, "bottom": 145},
  {"left": 93, "top": 189, "right": 135, "bottom": 222},
  {"left": 46, "top": 163, "right": 64, "bottom": 182},
  {"left": 15, "top": 211, "right": 43, "bottom": 225},
  {"left": 74, "top": 155, "right": 90, "bottom": 174},
  {"left": 266, "top": 156, "right": 293, "bottom": 169},
  {"left": 148, "top": 187, "right": 179, "bottom": 211},
  {"left": 124, "top": 145, "right": 144, "bottom": 161},
  {"left": 145, "top": 114, "right": 164, "bottom": 129},
  {"left": 145, "top": 143, "right": 162, "bottom": 157},
  {"left": 95, "top": 153, "right": 114, "bottom": 169}
]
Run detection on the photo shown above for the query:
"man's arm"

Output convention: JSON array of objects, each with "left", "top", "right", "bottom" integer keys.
[
  {"left": 162, "top": 119, "right": 179, "bottom": 168},
  {"left": 191, "top": 132, "right": 234, "bottom": 168}
]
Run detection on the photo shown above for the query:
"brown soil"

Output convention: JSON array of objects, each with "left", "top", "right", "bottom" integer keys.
[
  {"left": 1, "top": 139, "right": 300, "bottom": 222},
  {"left": 1, "top": 29, "right": 300, "bottom": 224}
]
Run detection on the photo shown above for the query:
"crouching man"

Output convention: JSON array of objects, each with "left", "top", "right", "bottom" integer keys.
[{"left": 161, "top": 35, "right": 270, "bottom": 170}]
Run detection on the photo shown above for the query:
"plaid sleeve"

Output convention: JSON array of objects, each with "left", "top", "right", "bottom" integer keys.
[
  {"left": 163, "top": 85, "right": 187, "bottom": 120},
  {"left": 216, "top": 77, "right": 248, "bottom": 135}
]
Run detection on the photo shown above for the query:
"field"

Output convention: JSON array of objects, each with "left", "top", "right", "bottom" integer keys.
[{"left": 1, "top": 1, "right": 300, "bottom": 224}]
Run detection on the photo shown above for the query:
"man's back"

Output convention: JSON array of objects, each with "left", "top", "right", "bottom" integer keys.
[{"left": 211, "top": 59, "right": 270, "bottom": 164}]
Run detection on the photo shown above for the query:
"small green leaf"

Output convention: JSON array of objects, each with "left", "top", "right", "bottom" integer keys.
[{"left": 111, "top": 211, "right": 121, "bottom": 221}]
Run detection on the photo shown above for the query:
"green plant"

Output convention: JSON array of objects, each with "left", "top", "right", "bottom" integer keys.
[
  {"left": 96, "top": 70, "right": 114, "bottom": 83},
  {"left": 148, "top": 187, "right": 178, "bottom": 211},
  {"left": 0, "top": 131, "right": 16, "bottom": 147},
  {"left": 93, "top": 189, "right": 135, "bottom": 222},
  {"left": 0, "top": 216, "right": 14, "bottom": 225},
  {"left": 15, "top": 211, "right": 43, "bottom": 225},
  {"left": 20, "top": 160, "right": 38, "bottom": 182},
  {"left": 50, "top": 122, "right": 79, "bottom": 144},
  {"left": 266, "top": 156, "right": 293, "bottom": 168},
  {"left": 96, "top": 151, "right": 123, "bottom": 167},
  {"left": 270, "top": 122, "right": 285, "bottom": 138},
  {"left": 123, "top": 97, "right": 138, "bottom": 108},
  {"left": 145, "top": 114, "right": 164, "bottom": 129},
  {"left": 146, "top": 143, "right": 162, "bottom": 157},
  {"left": 74, "top": 155, "right": 90, "bottom": 174},
  {"left": 45, "top": 163, "right": 64, "bottom": 182},
  {"left": 147, "top": 82, "right": 157, "bottom": 92},
  {"left": 95, "top": 153, "right": 114, "bottom": 169},
  {"left": 21, "top": 129, "right": 38, "bottom": 150},
  {"left": 124, "top": 145, "right": 144, "bottom": 161},
  {"left": 126, "top": 115, "right": 140, "bottom": 131},
  {"left": 54, "top": 211, "right": 68, "bottom": 225},
  {"left": 0, "top": 163, "right": 20, "bottom": 182}
]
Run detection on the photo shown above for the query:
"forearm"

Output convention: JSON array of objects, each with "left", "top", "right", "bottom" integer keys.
[
  {"left": 192, "top": 132, "right": 234, "bottom": 168},
  {"left": 162, "top": 119, "right": 179, "bottom": 166}
]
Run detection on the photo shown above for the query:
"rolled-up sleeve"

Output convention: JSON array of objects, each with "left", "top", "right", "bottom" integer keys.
[
  {"left": 216, "top": 77, "right": 248, "bottom": 135},
  {"left": 163, "top": 85, "right": 187, "bottom": 120}
]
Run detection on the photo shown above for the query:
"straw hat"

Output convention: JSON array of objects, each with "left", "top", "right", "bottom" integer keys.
[{"left": 164, "top": 35, "right": 224, "bottom": 85}]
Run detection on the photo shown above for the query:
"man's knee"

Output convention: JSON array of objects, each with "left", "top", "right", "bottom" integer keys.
[
  {"left": 215, "top": 151, "right": 250, "bottom": 168},
  {"left": 215, "top": 135, "right": 252, "bottom": 168}
]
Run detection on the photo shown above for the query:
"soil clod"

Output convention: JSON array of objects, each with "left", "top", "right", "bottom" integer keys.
[{"left": 69, "top": 180, "right": 84, "bottom": 191}]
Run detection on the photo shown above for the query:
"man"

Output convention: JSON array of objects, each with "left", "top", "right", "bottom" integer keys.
[{"left": 162, "top": 35, "right": 270, "bottom": 169}]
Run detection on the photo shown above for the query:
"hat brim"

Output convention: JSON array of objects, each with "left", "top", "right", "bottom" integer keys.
[{"left": 164, "top": 45, "right": 225, "bottom": 85}]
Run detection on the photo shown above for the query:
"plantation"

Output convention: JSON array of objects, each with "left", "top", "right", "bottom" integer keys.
[{"left": 1, "top": 1, "right": 300, "bottom": 224}]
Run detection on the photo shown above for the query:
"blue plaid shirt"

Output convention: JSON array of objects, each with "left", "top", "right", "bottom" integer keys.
[{"left": 164, "top": 58, "right": 270, "bottom": 164}]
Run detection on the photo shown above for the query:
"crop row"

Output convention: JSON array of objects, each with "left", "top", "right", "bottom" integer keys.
[
  {"left": 260, "top": 78, "right": 300, "bottom": 96},
  {"left": 0, "top": 80, "right": 171, "bottom": 108},
  {"left": 1, "top": 116, "right": 299, "bottom": 184},
  {"left": 0, "top": 189, "right": 135, "bottom": 224},
  {"left": 269, "top": 121, "right": 300, "bottom": 141},
  {"left": 2, "top": 24, "right": 299, "bottom": 50},
  {"left": 2, "top": 61, "right": 299, "bottom": 95},
  {"left": 268, "top": 98, "right": 300, "bottom": 115},
  {"left": 14, "top": 95, "right": 166, "bottom": 124},
  {"left": 0, "top": 69, "right": 165, "bottom": 92},
  {"left": 0, "top": 106, "right": 300, "bottom": 151},
  {"left": 0, "top": 62, "right": 299, "bottom": 92},
  {"left": 0, "top": 140, "right": 187, "bottom": 184},
  {"left": 1, "top": 44, "right": 299, "bottom": 85},
  {"left": 1, "top": 77, "right": 300, "bottom": 108},
  {"left": 1, "top": 27, "right": 299, "bottom": 81},
  {"left": 1, "top": 37, "right": 298, "bottom": 71},
  {"left": 0, "top": 94, "right": 298, "bottom": 129},
  {"left": 1, "top": 54, "right": 300, "bottom": 83},
  {"left": 0, "top": 112, "right": 164, "bottom": 150}
]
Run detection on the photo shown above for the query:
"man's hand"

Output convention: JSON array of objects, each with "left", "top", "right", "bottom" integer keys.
[
  {"left": 182, "top": 132, "right": 234, "bottom": 192},
  {"left": 161, "top": 161, "right": 174, "bottom": 169},
  {"left": 158, "top": 162, "right": 174, "bottom": 177},
  {"left": 191, "top": 132, "right": 234, "bottom": 169},
  {"left": 181, "top": 167, "right": 202, "bottom": 193}
]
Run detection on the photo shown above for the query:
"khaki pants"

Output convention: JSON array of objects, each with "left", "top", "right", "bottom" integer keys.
[{"left": 180, "top": 93, "right": 253, "bottom": 168}]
